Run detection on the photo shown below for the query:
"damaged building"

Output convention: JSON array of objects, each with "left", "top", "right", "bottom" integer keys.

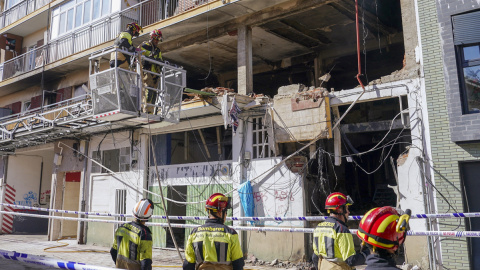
[{"left": 0, "top": 0, "right": 468, "bottom": 269}]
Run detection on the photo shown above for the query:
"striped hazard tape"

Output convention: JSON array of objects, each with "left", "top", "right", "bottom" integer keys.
[
  {"left": 1, "top": 210, "right": 480, "bottom": 238},
  {"left": 0, "top": 249, "right": 117, "bottom": 270},
  {"left": 1, "top": 203, "right": 480, "bottom": 222}
]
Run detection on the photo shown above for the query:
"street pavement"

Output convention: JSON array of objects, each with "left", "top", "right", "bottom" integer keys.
[{"left": 0, "top": 233, "right": 373, "bottom": 270}]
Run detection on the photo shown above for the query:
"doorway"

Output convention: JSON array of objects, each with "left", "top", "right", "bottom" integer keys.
[
  {"left": 459, "top": 162, "right": 480, "bottom": 270},
  {"left": 166, "top": 186, "right": 186, "bottom": 248},
  {"left": 61, "top": 172, "right": 81, "bottom": 238}
]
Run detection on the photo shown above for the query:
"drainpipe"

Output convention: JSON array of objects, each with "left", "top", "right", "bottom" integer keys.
[
  {"left": 0, "top": 155, "right": 8, "bottom": 233},
  {"left": 78, "top": 139, "right": 89, "bottom": 244},
  {"left": 38, "top": 159, "right": 45, "bottom": 206}
]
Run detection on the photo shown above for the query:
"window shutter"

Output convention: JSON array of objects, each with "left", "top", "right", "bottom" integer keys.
[
  {"left": 453, "top": 11, "right": 480, "bottom": 45},
  {"left": 30, "top": 95, "right": 42, "bottom": 109},
  {"left": 5, "top": 101, "right": 21, "bottom": 114}
]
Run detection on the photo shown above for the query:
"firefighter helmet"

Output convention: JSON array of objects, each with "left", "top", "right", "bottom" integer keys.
[
  {"left": 325, "top": 192, "right": 353, "bottom": 211},
  {"left": 356, "top": 206, "right": 411, "bottom": 251},
  {"left": 127, "top": 22, "right": 143, "bottom": 37},
  {"left": 133, "top": 199, "right": 154, "bottom": 220},
  {"left": 205, "top": 193, "right": 231, "bottom": 213},
  {"left": 150, "top": 29, "right": 163, "bottom": 42}
]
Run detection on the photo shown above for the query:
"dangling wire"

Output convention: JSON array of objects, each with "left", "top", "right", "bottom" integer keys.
[{"left": 361, "top": 0, "right": 369, "bottom": 85}]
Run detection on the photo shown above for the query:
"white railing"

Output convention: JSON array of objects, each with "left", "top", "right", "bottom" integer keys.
[
  {"left": 0, "top": 0, "right": 51, "bottom": 29},
  {"left": 1, "top": 0, "right": 216, "bottom": 81}
]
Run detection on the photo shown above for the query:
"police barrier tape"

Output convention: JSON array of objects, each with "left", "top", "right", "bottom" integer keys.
[
  {"left": 2, "top": 210, "right": 480, "bottom": 238},
  {"left": 0, "top": 249, "right": 117, "bottom": 270},
  {"left": 1, "top": 203, "right": 479, "bottom": 221}
]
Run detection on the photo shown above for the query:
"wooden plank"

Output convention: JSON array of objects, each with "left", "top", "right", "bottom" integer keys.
[
  {"left": 216, "top": 126, "right": 221, "bottom": 156},
  {"left": 198, "top": 129, "right": 211, "bottom": 159}
]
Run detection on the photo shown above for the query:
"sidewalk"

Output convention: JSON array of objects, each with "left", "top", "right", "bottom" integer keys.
[{"left": 0, "top": 233, "right": 370, "bottom": 270}]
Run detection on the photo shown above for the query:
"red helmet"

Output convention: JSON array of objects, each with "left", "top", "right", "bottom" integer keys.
[
  {"left": 357, "top": 206, "right": 411, "bottom": 251},
  {"left": 205, "top": 193, "right": 231, "bottom": 213},
  {"left": 150, "top": 29, "right": 163, "bottom": 42},
  {"left": 325, "top": 192, "right": 353, "bottom": 211},
  {"left": 127, "top": 22, "right": 143, "bottom": 37}
]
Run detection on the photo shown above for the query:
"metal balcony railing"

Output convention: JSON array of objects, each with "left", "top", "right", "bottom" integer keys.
[
  {"left": 0, "top": 0, "right": 51, "bottom": 29},
  {"left": 0, "top": 0, "right": 216, "bottom": 81}
]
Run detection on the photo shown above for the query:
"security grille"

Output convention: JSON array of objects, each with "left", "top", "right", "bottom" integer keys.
[{"left": 115, "top": 189, "right": 126, "bottom": 230}]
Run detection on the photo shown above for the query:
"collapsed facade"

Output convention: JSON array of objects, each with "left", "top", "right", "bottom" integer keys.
[{"left": 0, "top": 0, "right": 471, "bottom": 269}]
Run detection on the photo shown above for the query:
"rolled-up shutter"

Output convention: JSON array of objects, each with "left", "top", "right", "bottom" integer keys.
[{"left": 453, "top": 11, "right": 480, "bottom": 45}]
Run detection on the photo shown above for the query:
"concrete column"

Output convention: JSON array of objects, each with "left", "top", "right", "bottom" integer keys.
[
  {"left": 400, "top": 0, "right": 419, "bottom": 70},
  {"left": 237, "top": 25, "right": 253, "bottom": 95}
]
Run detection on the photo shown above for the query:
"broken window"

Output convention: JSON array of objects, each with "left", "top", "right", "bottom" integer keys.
[
  {"left": 91, "top": 147, "right": 131, "bottom": 173},
  {"left": 102, "top": 149, "right": 119, "bottom": 173},
  {"left": 151, "top": 126, "right": 233, "bottom": 165},
  {"left": 252, "top": 117, "right": 274, "bottom": 159}
]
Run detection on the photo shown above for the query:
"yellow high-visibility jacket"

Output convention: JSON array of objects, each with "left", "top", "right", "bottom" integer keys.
[
  {"left": 110, "top": 31, "right": 135, "bottom": 67},
  {"left": 138, "top": 41, "right": 162, "bottom": 73},
  {"left": 183, "top": 218, "right": 244, "bottom": 270},
  {"left": 110, "top": 221, "right": 153, "bottom": 270},
  {"left": 312, "top": 216, "right": 366, "bottom": 270}
]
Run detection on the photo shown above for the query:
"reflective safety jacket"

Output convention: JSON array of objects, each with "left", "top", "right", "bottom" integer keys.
[
  {"left": 138, "top": 41, "right": 162, "bottom": 73},
  {"left": 110, "top": 31, "right": 135, "bottom": 66},
  {"left": 312, "top": 216, "right": 366, "bottom": 270},
  {"left": 183, "top": 218, "right": 244, "bottom": 270},
  {"left": 110, "top": 221, "right": 153, "bottom": 270},
  {"left": 115, "top": 31, "right": 135, "bottom": 52}
]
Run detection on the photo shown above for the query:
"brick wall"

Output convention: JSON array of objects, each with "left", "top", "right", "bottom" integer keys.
[{"left": 418, "top": 0, "right": 480, "bottom": 269}]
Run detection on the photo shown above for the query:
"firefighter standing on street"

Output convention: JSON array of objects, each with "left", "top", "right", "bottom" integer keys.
[
  {"left": 138, "top": 29, "right": 163, "bottom": 114},
  {"left": 110, "top": 22, "right": 143, "bottom": 69},
  {"left": 110, "top": 199, "right": 154, "bottom": 270},
  {"left": 183, "top": 193, "right": 244, "bottom": 270},
  {"left": 312, "top": 192, "right": 368, "bottom": 270},
  {"left": 356, "top": 206, "right": 411, "bottom": 270}
]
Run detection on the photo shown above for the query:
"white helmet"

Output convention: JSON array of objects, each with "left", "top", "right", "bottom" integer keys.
[{"left": 133, "top": 199, "right": 154, "bottom": 220}]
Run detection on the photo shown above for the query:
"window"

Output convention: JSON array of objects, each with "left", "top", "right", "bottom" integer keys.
[
  {"left": 151, "top": 126, "right": 233, "bottom": 165},
  {"left": 457, "top": 45, "right": 480, "bottom": 113},
  {"left": 91, "top": 147, "right": 131, "bottom": 173},
  {"left": 252, "top": 117, "right": 274, "bottom": 159},
  {"left": 22, "top": 101, "right": 31, "bottom": 113},
  {"left": 5, "top": 0, "right": 22, "bottom": 10},
  {"left": 50, "top": 0, "right": 118, "bottom": 39},
  {"left": 453, "top": 11, "right": 480, "bottom": 114}
]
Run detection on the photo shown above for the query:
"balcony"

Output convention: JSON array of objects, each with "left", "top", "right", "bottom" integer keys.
[
  {"left": 0, "top": 0, "right": 215, "bottom": 86},
  {"left": 0, "top": 0, "right": 51, "bottom": 30}
]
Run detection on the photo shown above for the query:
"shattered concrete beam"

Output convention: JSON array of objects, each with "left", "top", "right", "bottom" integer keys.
[
  {"left": 162, "top": 0, "right": 334, "bottom": 53},
  {"left": 329, "top": 80, "right": 412, "bottom": 106},
  {"left": 327, "top": 0, "right": 397, "bottom": 37}
]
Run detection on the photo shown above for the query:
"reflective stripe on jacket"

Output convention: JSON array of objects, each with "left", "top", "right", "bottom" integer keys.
[
  {"left": 183, "top": 218, "right": 244, "bottom": 270},
  {"left": 313, "top": 216, "right": 356, "bottom": 262},
  {"left": 139, "top": 41, "right": 162, "bottom": 73},
  {"left": 111, "top": 221, "right": 153, "bottom": 270}
]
